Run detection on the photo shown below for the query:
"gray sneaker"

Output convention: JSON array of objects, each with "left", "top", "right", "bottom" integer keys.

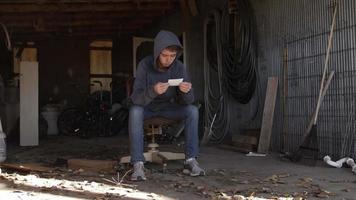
[
  {"left": 183, "top": 158, "right": 206, "bottom": 176},
  {"left": 131, "top": 161, "right": 146, "bottom": 181}
]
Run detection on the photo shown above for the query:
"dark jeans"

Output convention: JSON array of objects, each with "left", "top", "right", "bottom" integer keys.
[{"left": 129, "top": 104, "right": 199, "bottom": 163}]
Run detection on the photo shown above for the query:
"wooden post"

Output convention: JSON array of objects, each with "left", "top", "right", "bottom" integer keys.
[
  {"left": 282, "top": 48, "right": 288, "bottom": 152},
  {"left": 180, "top": 0, "right": 191, "bottom": 31},
  {"left": 187, "top": 0, "right": 199, "bottom": 16}
]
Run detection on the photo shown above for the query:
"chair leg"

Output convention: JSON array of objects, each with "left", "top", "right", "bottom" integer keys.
[
  {"left": 158, "top": 152, "right": 185, "bottom": 161},
  {"left": 148, "top": 124, "right": 159, "bottom": 152},
  {"left": 120, "top": 123, "right": 185, "bottom": 164}
]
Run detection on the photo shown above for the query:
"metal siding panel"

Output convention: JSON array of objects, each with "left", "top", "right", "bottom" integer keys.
[{"left": 252, "top": 0, "right": 356, "bottom": 158}]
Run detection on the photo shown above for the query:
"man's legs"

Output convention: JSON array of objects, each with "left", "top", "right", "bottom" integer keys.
[
  {"left": 128, "top": 104, "right": 204, "bottom": 181},
  {"left": 129, "top": 104, "right": 199, "bottom": 160},
  {"left": 183, "top": 105, "right": 200, "bottom": 159},
  {"left": 154, "top": 104, "right": 205, "bottom": 176},
  {"left": 129, "top": 105, "right": 155, "bottom": 181},
  {"left": 156, "top": 104, "right": 199, "bottom": 158},
  {"left": 129, "top": 105, "right": 146, "bottom": 163}
]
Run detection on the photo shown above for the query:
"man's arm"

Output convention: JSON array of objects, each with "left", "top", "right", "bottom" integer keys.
[
  {"left": 178, "top": 66, "right": 194, "bottom": 104},
  {"left": 130, "top": 62, "right": 157, "bottom": 106}
]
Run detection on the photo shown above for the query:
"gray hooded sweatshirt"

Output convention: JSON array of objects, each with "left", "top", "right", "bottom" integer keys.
[{"left": 130, "top": 30, "right": 194, "bottom": 111}]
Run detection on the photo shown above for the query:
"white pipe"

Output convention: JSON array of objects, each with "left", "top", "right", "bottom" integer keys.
[
  {"left": 346, "top": 158, "right": 356, "bottom": 174},
  {"left": 323, "top": 155, "right": 349, "bottom": 168}
]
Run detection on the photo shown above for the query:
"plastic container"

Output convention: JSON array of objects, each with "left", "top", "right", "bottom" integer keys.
[
  {"left": 41, "top": 104, "right": 60, "bottom": 135},
  {"left": 0, "top": 119, "right": 6, "bottom": 163}
]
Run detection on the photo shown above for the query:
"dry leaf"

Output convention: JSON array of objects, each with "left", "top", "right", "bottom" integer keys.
[
  {"left": 278, "top": 173, "right": 290, "bottom": 178},
  {"left": 239, "top": 180, "right": 249, "bottom": 184},
  {"left": 300, "top": 177, "right": 313, "bottom": 182},
  {"left": 196, "top": 186, "right": 205, "bottom": 191}
]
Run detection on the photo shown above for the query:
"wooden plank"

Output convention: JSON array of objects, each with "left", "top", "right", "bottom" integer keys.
[
  {"left": 219, "top": 145, "right": 252, "bottom": 154},
  {"left": 232, "top": 134, "right": 258, "bottom": 145},
  {"left": 258, "top": 77, "right": 278, "bottom": 154},
  {"left": 241, "top": 129, "right": 260, "bottom": 137},
  {"left": 282, "top": 48, "right": 288, "bottom": 152},
  {"left": 0, "top": 163, "right": 53, "bottom": 173},
  {"left": 67, "top": 159, "right": 117, "bottom": 173}
]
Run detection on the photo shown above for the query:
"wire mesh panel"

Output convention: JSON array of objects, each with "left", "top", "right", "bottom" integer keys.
[{"left": 252, "top": 0, "right": 356, "bottom": 158}]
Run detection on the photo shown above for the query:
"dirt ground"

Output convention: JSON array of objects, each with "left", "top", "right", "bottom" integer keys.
[{"left": 0, "top": 135, "right": 356, "bottom": 200}]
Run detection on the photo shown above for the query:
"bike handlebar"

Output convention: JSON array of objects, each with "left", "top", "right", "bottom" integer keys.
[{"left": 92, "top": 80, "right": 103, "bottom": 87}]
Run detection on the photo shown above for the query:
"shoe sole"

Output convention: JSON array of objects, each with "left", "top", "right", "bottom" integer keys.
[
  {"left": 183, "top": 169, "right": 205, "bottom": 176},
  {"left": 131, "top": 176, "right": 147, "bottom": 181}
]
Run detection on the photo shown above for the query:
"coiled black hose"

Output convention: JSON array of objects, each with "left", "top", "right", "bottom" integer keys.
[
  {"left": 221, "top": 0, "right": 257, "bottom": 103},
  {"left": 203, "top": 9, "right": 231, "bottom": 144},
  {"left": 203, "top": 0, "right": 258, "bottom": 143}
]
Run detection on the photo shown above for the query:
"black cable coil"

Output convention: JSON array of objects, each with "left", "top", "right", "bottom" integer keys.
[
  {"left": 221, "top": 0, "right": 257, "bottom": 103},
  {"left": 203, "top": 0, "right": 258, "bottom": 143}
]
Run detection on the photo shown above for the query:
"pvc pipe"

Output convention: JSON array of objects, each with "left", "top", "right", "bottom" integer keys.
[
  {"left": 323, "top": 155, "right": 349, "bottom": 168},
  {"left": 346, "top": 158, "right": 356, "bottom": 174}
]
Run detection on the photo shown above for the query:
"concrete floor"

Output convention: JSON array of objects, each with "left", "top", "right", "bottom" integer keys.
[{"left": 0, "top": 135, "right": 356, "bottom": 199}]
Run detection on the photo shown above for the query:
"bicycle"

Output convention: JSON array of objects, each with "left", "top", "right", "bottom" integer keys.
[{"left": 57, "top": 80, "right": 128, "bottom": 138}]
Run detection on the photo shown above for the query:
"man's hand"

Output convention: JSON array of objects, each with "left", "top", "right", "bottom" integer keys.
[
  {"left": 179, "top": 82, "right": 192, "bottom": 93},
  {"left": 153, "top": 82, "right": 169, "bottom": 95}
]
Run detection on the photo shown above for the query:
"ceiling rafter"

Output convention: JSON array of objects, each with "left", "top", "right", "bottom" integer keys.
[
  {"left": 0, "top": 2, "right": 175, "bottom": 13},
  {"left": 0, "top": 0, "right": 179, "bottom": 40}
]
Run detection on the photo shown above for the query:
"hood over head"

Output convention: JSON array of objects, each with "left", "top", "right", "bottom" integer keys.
[{"left": 153, "top": 30, "right": 182, "bottom": 69}]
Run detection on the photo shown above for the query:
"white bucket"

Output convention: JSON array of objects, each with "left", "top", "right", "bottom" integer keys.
[{"left": 41, "top": 106, "right": 59, "bottom": 135}]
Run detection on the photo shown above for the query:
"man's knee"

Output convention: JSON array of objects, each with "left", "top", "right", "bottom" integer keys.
[
  {"left": 129, "top": 105, "right": 144, "bottom": 118},
  {"left": 185, "top": 105, "right": 199, "bottom": 119}
]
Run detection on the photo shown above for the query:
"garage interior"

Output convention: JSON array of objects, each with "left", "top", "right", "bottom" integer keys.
[{"left": 1, "top": 0, "right": 356, "bottom": 199}]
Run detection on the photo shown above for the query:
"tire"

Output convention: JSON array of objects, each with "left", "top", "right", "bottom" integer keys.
[
  {"left": 57, "top": 108, "right": 84, "bottom": 136},
  {"left": 110, "top": 108, "right": 128, "bottom": 136}
]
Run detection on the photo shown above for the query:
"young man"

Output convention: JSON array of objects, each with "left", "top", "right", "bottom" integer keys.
[{"left": 129, "top": 30, "right": 205, "bottom": 181}]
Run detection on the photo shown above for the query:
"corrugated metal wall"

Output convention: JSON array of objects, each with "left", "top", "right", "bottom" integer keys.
[{"left": 253, "top": 0, "right": 356, "bottom": 158}]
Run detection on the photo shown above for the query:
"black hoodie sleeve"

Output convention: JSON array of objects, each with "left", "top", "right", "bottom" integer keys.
[
  {"left": 178, "top": 65, "right": 195, "bottom": 104},
  {"left": 130, "top": 61, "right": 158, "bottom": 106}
]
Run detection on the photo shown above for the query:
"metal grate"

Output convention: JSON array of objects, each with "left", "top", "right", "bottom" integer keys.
[{"left": 252, "top": 0, "right": 356, "bottom": 159}]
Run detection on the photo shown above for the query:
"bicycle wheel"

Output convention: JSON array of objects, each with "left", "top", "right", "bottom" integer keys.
[
  {"left": 90, "top": 111, "right": 111, "bottom": 137},
  {"left": 111, "top": 108, "right": 128, "bottom": 135},
  {"left": 57, "top": 108, "right": 84, "bottom": 136}
]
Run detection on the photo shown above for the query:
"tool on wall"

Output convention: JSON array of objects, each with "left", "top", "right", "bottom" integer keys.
[{"left": 292, "top": 2, "right": 338, "bottom": 163}]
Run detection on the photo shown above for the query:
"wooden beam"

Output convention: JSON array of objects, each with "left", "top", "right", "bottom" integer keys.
[
  {"left": 13, "top": 32, "right": 135, "bottom": 41},
  {"left": 12, "top": 26, "right": 139, "bottom": 36},
  {"left": 0, "top": 11, "right": 163, "bottom": 22},
  {"left": 67, "top": 159, "right": 118, "bottom": 173},
  {"left": 0, "top": 163, "right": 53, "bottom": 173},
  {"left": 13, "top": 28, "right": 139, "bottom": 37},
  {"left": 0, "top": 0, "right": 178, "bottom": 3},
  {"left": 6, "top": 19, "right": 153, "bottom": 28},
  {"left": 257, "top": 77, "right": 278, "bottom": 154},
  {"left": 0, "top": 2, "right": 174, "bottom": 13},
  {"left": 179, "top": 0, "right": 191, "bottom": 31},
  {"left": 187, "top": 0, "right": 198, "bottom": 16}
]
